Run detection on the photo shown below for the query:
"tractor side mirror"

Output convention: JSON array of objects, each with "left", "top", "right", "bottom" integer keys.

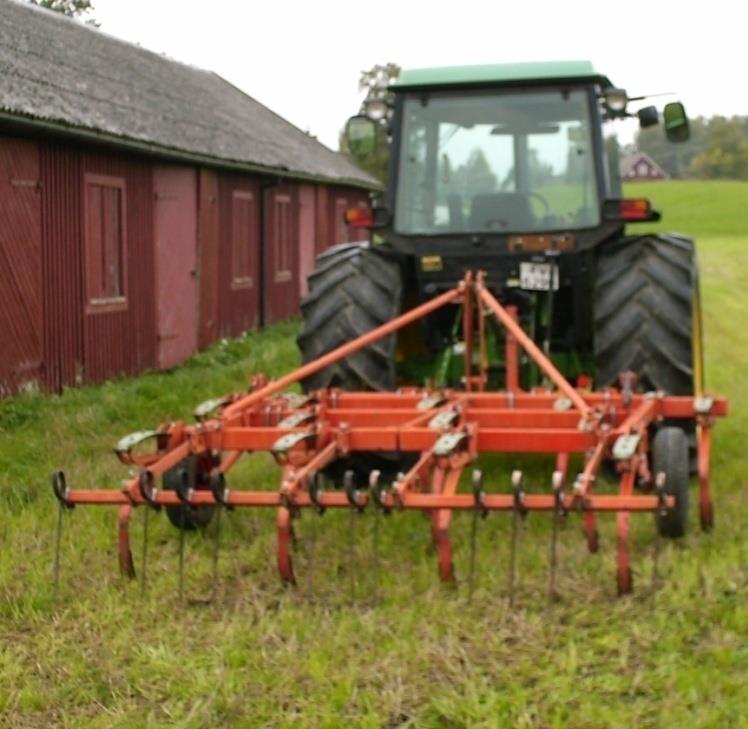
[
  {"left": 637, "top": 106, "right": 659, "bottom": 129},
  {"left": 663, "top": 102, "right": 690, "bottom": 143},
  {"left": 346, "top": 115, "right": 377, "bottom": 158}
]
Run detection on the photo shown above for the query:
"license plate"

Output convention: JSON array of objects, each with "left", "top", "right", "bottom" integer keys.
[{"left": 519, "top": 262, "right": 559, "bottom": 291}]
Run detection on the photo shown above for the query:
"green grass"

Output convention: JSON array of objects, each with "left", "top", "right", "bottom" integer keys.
[{"left": 2, "top": 180, "right": 748, "bottom": 727}]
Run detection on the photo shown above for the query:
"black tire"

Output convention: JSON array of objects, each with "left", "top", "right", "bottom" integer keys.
[
  {"left": 594, "top": 233, "right": 697, "bottom": 395},
  {"left": 297, "top": 242, "right": 414, "bottom": 482},
  {"left": 297, "top": 242, "right": 402, "bottom": 391},
  {"left": 652, "top": 426, "right": 689, "bottom": 538},
  {"left": 163, "top": 455, "right": 216, "bottom": 531}
]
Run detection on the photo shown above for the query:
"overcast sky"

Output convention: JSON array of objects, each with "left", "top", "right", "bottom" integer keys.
[{"left": 91, "top": 0, "right": 743, "bottom": 151}]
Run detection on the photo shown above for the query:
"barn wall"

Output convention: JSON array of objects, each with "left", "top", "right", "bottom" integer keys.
[
  {"left": 216, "top": 171, "right": 261, "bottom": 338},
  {"left": 0, "top": 130, "right": 373, "bottom": 396},
  {"left": 263, "top": 183, "right": 300, "bottom": 324},
  {"left": 197, "top": 168, "right": 220, "bottom": 350},
  {"left": 297, "top": 183, "right": 316, "bottom": 298},
  {"left": 79, "top": 151, "right": 156, "bottom": 383},
  {"left": 154, "top": 165, "right": 198, "bottom": 369},
  {"left": 40, "top": 143, "right": 83, "bottom": 392},
  {"left": 39, "top": 143, "right": 156, "bottom": 390},
  {"left": 0, "top": 136, "right": 43, "bottom": 395}
]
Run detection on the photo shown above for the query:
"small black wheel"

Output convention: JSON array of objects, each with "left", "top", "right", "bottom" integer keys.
[
  {"left": 652, "top": 427, "right": 689, "bottom": 538},
  {"left": 163, "top": 455, "right": 216, "bottom": 530}
]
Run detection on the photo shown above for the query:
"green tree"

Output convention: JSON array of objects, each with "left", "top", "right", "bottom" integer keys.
[
  {"left": 690, "top": 116, "right": 748, "bottom": 180},
  {"left": 340, "top": 63, "right": 401, "bottom": 183},
  {"left": 28, "top": 0, "right": 98, "bottom": 24},
  {"left": 453, "top": 149, "right": 498, "bottom": 199}
]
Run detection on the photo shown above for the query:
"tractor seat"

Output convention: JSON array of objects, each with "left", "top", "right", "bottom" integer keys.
[{"left": 469, "top": 193, "right": 534, "bottom": 231}]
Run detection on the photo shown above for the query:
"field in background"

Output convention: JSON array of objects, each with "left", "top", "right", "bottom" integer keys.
[{"left": 1, "top": 180, "right": 747, "bottom": 728}]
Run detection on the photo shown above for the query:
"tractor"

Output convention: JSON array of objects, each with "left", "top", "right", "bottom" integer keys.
[
  {"left": 298, "top": 61, "right": 699, "bottom": 486},
  {"left": 55, "top": 62, "right": 727, "bottom": 597}
]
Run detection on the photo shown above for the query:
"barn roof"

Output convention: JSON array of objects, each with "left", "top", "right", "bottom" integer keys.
[{"left": 0, "top": 0, "right": 377, "bottom": 189}]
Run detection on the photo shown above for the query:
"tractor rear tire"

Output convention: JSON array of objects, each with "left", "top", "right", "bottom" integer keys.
[
  {"left": 652, "top": 426, "right": 689, "bottom": 538},
  {"left": 297, "top": 242, "right": 402, "bottom": 391},
  {"left": 594, "top": 233, "right": 697, "bottom": 395},
  {"left": 297, "top": 242, "right": 412, "bottom": 482}
]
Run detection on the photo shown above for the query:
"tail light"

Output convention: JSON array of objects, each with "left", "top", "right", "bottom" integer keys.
[
  {"left": 602, "top": 198, "right": 661, "bottom": 222},
  {"left": 344, "top": 206, "right": 374, "bottom": 228}
]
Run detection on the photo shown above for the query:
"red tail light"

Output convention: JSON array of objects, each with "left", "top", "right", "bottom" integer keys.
[
  {"left": 602, "top": 198, "right": 660, "bottom": 223},
  {"left": 619, "top": 198, "right": 652, "bottom": 220},
  {"left": 344, "top": 206, "right": 374, "bottom": 228}
]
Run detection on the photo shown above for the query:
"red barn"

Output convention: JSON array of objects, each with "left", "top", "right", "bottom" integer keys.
[
  {"left": 0, "top": 0, "right": 378, "bottom": 396},
  {"left": 619, "top": 152, "right": 668, "bottom": 182}
]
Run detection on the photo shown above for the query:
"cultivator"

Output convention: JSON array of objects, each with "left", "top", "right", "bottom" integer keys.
[{"left": 52, "top": 272, "right": 727, "bottom": 597}]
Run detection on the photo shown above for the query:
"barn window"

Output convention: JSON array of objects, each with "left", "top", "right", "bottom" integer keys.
[
  {"left": 84, "top": 174, "right": 126, "bottom": 309},
  {"left": 231, "top": 190, "right": 255, "bottom": 288},
  {"left": 274, "top": 193, "right": 292, "bottom": 282}
]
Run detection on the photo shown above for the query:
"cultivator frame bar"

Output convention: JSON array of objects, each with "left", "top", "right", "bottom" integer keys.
[{"left": 53, "top": 272, "right": 727, "bottom": 596}]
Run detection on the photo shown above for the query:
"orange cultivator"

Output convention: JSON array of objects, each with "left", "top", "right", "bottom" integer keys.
[{"left": 52, "top": 273, "right": 727, "bottom": 597}]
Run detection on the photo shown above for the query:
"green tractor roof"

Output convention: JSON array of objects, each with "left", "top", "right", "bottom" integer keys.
[{"left": 392, "top": 61, "right": 612, "bottom": 90}]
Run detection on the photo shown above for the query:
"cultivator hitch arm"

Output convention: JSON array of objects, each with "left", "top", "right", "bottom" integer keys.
[{"left": 53, "top": 272, "right": 728, "bottom": 598}]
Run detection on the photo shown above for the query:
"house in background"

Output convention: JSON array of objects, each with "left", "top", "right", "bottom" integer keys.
[
  {"left": 619, "top": 151, "right": 668, "bottom": 182},
  {"left": 0, "top": 0, "right": 378, "bottom": 396}
]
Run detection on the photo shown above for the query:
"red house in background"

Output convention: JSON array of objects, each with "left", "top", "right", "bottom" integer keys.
[
  {"left": 0, "top": 0, "right": 378, "bottom": 396},
  {"left": 619, "top": 152, "right": 668, "bottom": 182}
]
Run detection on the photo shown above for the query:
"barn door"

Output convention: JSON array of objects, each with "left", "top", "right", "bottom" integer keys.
[
  {"left": 198, "top": 169, "right": 219, "bottom": 349},
  {"left": 263, "top": 185, "right": 299, "bottom": 323},
  {"left": 154, "top": 166, "right": 197, "bottom": 369},
  {"left": 0, "top": 138, "right": 42, "bottom": 395}
]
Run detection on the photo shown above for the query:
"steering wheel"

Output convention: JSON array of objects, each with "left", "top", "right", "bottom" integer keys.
[{"left": 528, "top": 192, "right": 550, "bottom": 215}]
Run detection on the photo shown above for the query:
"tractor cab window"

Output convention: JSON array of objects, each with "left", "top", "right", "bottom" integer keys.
[{"left": 395, "top": 88, "right": 599, "bottom": 235}]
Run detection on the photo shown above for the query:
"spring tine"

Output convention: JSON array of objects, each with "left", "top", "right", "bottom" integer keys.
[
  {"left": 468, "top": 470, "right": 485, "bottom": 602},
  {"left": 508, "top": 470, "right": 525, "bottom": 608},
  {"left": 348, "top": 507, "right": 356, "bottom": 603},
  {"left": 51, "top": 470, "right": 73, "bottom": 595},
  {"left": 140, "top": 506, "right": 150, "bottom": 597},
  {"left": 549, "top": 470, "right": 564, "bottom": 602},
  {"left": 652, "top": 471, "right": 667, "bottom": 593},
  {"left": 178, "top": 505, "right": 186, "bottom": 604},
  {"left": 344, "top": 470, "right": 357, "bottom": 603},
  {"left": 369, "top": 470, "right": 382, "bottom": 601},
  {"left": 306, "top": 504, "right": 317, "bottom": 600},
  {"left": 53, "top": 501, "right": 64, "bottom": 595},
  {"left": 652, "top": 523, "right": 661, "bottom": 594},
  {"left": 305, "top": 471, "right": 322, "bottom": 601},
  {"left": 209, "top": 472, "right": 230, "bottom": 606},
  {"left": 210, "top": 504, "right": 222, "bottom": 605}
]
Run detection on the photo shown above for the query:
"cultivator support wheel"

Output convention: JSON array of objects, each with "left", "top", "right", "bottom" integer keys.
[{"left": 52, "top": 272, "right": 728, "bottom": 599}]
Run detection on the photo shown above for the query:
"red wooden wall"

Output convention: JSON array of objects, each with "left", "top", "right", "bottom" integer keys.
[
  {"left": 0, "top": 138, "right": 42, "bottom": 395},
  {"left": 39, "top": 142, "right": 156, "bottom": 390},
  {"left": 0, "top": 132, "right": 372, "bottom": 396},
  {"left": 154, "top": 165, "right": 198, "bottom": 369},
  {"left": 216, "top": 173, "right": 261, "bottom": 337}
]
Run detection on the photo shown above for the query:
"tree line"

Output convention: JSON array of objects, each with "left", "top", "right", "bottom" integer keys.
[{"left": 630, "top": 115, "right": 748, "bottom": 180}]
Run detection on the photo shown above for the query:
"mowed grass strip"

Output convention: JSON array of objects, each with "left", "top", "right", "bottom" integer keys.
[{"left": 0, "top": 180, "right": 747, "bottom": 728}]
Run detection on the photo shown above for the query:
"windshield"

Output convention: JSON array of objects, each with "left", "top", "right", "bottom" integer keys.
[{"left": 394, "top": 88, "right": 600, "bottom": 235}]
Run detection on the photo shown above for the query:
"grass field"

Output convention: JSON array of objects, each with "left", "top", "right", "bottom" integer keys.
[{"left": 1, "top": 179, "right": 747, "bottom": 728}]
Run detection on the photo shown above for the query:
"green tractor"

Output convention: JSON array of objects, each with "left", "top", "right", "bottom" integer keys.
[{"left": 299, "top": 61, "right": 699, "bottom": 415}]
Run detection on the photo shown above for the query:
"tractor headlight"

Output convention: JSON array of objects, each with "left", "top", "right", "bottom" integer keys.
[
  {"left": 363, "top": 96, "right": 389, "bottom": 122},
  {"left": 605, "top": 88, "right": 628, "bottom": 113}
]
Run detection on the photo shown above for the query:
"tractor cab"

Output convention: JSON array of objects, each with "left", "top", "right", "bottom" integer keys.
[{"left": 347, "top": 61, "right": 689, "bottom": 258}]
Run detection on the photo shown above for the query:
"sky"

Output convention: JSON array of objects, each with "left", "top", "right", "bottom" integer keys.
[{"left": 89, "top": 0, "right": 744, "bottom": 152}]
